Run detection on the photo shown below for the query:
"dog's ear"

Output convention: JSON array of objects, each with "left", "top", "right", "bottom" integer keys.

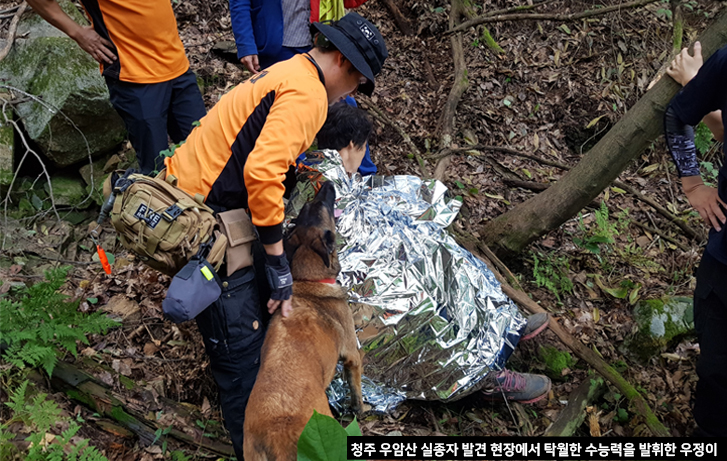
[
  {"left": 284, "top": 231, "right": 301, "bottom": 262},
  {"left": 311, "top": 229, "right": 336, "bottom": 268}
]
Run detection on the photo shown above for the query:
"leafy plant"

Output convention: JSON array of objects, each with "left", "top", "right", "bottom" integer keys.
[
  {"left": 531, "top": 251, "right": 573, "bottom": 302},
  {"left": 573, "top": 202, "right": 618, "bottom": 255},
  {"left": 297, "top": 410, "right": 361, "bottom": 461},
  {"left": 0, "top": 380, "right": 108, "bottom": 461},
  {"left": 694, "top": 121, "right": 714, "bottom": 155},
  {"left": 0, "top": 267, "right": 120, "bottom": 376},
  {"left": 700, "top": 161, "right": 720, "bottom": 188}
]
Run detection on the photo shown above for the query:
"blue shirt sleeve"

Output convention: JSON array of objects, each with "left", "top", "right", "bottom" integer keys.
[{"left": 229, "top": 0, "right": 259, "bottom": 59}]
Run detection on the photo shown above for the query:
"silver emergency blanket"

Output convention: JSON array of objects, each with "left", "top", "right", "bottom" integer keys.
[{"left": 287, "top": 150, "right": 526, "bottom": 413}]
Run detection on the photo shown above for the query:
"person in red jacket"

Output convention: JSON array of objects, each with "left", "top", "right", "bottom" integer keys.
[{"left": 27, "top": 0, "right": 206, "bottom": 174}]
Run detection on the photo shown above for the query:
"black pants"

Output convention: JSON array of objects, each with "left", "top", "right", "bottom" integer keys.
[
  {"left": 195, "top": 242, "right": 270, "bottom": 460},
  {"left": 693, "top": 249, "right": 727, "bottom": 437},
  {"left": 105, "top": 68, "right": 206, "bottom": 175}
]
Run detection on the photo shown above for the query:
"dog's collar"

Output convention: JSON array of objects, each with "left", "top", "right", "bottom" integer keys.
[{"left": 300, "top": 278, "right": 337, "bottom": 284}]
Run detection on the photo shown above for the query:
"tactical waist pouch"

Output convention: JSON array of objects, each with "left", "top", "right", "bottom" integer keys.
[
  {"left": 162, "top": 256, "right": 222, "bottom": 323},
  {"left": 104, "top": 169, "right": 227, "bottom": 277}
]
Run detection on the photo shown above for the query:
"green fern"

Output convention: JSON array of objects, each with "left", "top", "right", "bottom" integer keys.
[
  {"left": 532, "top": 252, "right": 574, "bottom": 302},
  {"left": 1, "top": 380, "right": 108, "bottom": 461},
  {"left": 0, "top": 267, "right": 119, "bottom": 376},
  {"left": 694, "top": 121, "right": 714, "bottom": 155}
]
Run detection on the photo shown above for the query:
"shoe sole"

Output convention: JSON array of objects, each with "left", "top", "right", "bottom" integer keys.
[
  {"left": 481, "top": 379, "right": 551, "bottom": 404},
  {"left": 520, "top": 320, "right": 549, "bottom": 341}
]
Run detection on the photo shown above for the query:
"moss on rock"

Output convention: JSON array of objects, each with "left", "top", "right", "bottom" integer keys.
[
  {"left": 625, "top": 297, "right": 694, "bottom": 362},
  {"left": 0, "top": 0, "right": 125, "bottom": 167},
  {"left": 47, "top": 175, "right": 90, "bottom": 208}
]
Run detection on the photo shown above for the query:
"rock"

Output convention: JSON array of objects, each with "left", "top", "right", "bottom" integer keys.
[
  {"left": 47, "top": 174, "right": 91, "bottom": 208},
  {"left": 624, "top": 297, "right": 694, "bottom": 362},
  {"left": 0, "top": 0, "right": 126, "bottom": 167},
  {"left": 211, "top": 40, "right": 239, "bottom": 64},
  {"left": 79, "top": 153, "right": 121, "bottom": 206}
]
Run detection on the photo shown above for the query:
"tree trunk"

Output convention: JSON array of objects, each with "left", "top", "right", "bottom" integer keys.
[{"left": 482, "top": 9, "right": 727, "bottom": 258}]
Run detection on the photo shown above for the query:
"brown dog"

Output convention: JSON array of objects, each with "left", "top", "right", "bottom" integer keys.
[{"left": 243, "top": 181, "right": 363, "bottom": 461}]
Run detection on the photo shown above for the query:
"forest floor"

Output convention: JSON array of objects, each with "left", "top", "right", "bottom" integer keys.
[{"left": 1, "top": 0, "right": 725, "bottom": 459}]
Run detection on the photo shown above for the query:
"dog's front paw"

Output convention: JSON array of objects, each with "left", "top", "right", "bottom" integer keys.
[{"left": 351, "top": 399, "right": 368, "bottom": 417}]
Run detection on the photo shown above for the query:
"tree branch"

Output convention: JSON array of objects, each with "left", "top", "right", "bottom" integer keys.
[
  {"left": 0, "top": 1, "right": 27, "bottom": 62},
  {"left": 434, "top": 144, "right": 702, "bottom": 241},
  {"left": 447, "top": 0, "right": 660, "bottom": 35}
]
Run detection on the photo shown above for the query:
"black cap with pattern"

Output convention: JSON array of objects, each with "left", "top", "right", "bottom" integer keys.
[{"left": 310, "top": 12, "right": 388, "bottom": 96}]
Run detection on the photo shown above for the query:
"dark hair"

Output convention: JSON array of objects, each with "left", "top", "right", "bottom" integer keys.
[
  {"left": 316, "top": 102, "right": 372, "bottom": 151},
  {"left": 313, "top": 32, "right": 338, "bottom": 52}
]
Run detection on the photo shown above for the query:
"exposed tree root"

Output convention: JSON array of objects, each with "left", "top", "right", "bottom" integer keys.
[
  {"left": 380, "top": 0, "right": 414, "bottom": 36},
  {"left": 434, "top": 0, "right": 469, "bottom": 181},
  {"left": 630, "top": 220, "right": 690, "bottom": 252}
]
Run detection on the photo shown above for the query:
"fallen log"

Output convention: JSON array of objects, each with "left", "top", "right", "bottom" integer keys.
[
  {"left": 544, "top": 377, "right": 606, "bottom": 436},
  {"left": 48, "top": 360, "right": 235, "bottom": 457}
]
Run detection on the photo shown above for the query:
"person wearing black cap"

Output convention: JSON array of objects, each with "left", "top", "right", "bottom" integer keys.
[
  {"left": 165, "top": 12, "right": 387, "bottom": 459},
  {"left": 229, "top": 0, "right": 380, "bottom": 175}
]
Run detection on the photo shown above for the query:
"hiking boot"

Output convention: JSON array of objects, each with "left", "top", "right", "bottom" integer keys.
[
  {"left": 520, "top": 313, "right": 549, "bottom": 341},
  {"left": 481, "top": 369, "right": 551, "bottom": 404}
]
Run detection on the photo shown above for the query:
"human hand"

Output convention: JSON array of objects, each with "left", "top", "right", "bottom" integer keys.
[
  {"left": 667, "top": 41, "right": 703, "bottom": 86},
  {"left": 74, "top": 26, "right": 116, "bottom": 65},
  {"left": 264, "top": 253, "right": 294, "bottom": 317},
  {"left": 683, "top": 181, "right": 726, "bottom": 232},
  {"left": 241, "top": 54, "right": 260, "bottom": 74}
]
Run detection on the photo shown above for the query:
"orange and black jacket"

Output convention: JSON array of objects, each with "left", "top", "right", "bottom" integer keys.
[
  {"left": 166, "top": 54, "right": 328, "bottom": 244},
  {"left": 80, "top": 0, "right": 189, "bottom": 83}
]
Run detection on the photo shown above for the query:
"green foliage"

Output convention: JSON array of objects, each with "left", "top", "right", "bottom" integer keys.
[
  {"left": 700, "top": 161, "right": 720, "bottom": 188},
  {"left": 531, "top": 251, "right": 573, "bottom": 302},
  {"left": 573, "top": 202, "right": 618, "bottom": 255},
  {"left": 539, "top": 346, "right": 576, "bottom": 380},
  {"left": 297, "top": 410, "right": 361, "bottom": 461},
  {"left": 694, "top": 121, "right": 714, "bottom": 155},
  {"left": 0, "top": 267, "right": 120, "bottom": 376},
  {"left": 0, "top": 380, "right": 108, "bottom": 461}
]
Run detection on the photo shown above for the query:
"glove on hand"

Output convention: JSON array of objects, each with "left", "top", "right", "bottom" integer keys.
[{"left": 265, "top": 253, "right": 293, "bottom": 301}]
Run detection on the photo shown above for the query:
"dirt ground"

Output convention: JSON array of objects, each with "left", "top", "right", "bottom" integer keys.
[{"left": 1, "top": 0, "right": 725, "bottom": 458}]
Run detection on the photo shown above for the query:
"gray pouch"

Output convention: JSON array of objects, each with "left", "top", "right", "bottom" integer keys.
[{"left": 162, "top": 256, "right": 222, "bottom": 323}]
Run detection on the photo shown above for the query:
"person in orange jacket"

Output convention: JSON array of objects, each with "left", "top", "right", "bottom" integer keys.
[
  {"left": 27, "top": 0, "right": 206, "bottom": 174},
  {"left": 166, "top": 12, "right": 387, "bottom": 458}
]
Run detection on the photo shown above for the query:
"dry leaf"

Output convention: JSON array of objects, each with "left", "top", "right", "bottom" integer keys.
[{"left": 144, "top": 342, "right": 159, "bottom": 357}]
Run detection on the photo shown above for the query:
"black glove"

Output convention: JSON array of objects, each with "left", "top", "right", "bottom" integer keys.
[{"left": 264, "top": 253, "right": 293, "bottom": 301}]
